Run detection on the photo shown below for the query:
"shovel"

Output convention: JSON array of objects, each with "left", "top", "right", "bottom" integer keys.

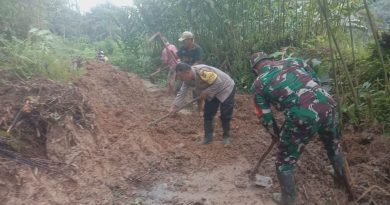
[
  {"left": 250, "top": 120, "right": 282, "bottom": 179},
  {"left": 250, "top": 138, "right": 278, "bottom": 182},
  {"left": 149, "top": 66, "right": 169, "bottom": 83},
  {"left": 148, "top": 96, "right": 200, "bottom": 127}
]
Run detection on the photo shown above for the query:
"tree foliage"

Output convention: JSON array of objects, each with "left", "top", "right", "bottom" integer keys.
[{"left": 1, "top": 0, "right": 390, "bottom": 132}]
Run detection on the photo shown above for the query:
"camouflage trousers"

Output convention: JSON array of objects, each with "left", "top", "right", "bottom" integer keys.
[{"left": 276, "top": 106, "right": 342, "bottom": 172}]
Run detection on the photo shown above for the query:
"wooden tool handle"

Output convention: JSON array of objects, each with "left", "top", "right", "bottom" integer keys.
[
  {"left": 250, "top": 139, "right": 278, "bottom": 180},
  {"left": 148, "top": 97, "right": 200, "bottom": 126}
]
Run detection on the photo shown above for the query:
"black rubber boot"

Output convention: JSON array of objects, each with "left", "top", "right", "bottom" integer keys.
[
  {"left": 330, "top": 152, "right": 345, "bottom": 179},
  {"left": 199, "top": 120, "right": 213, "bottom": 145},
  {"left": 273, "top": 170, "right": 296, "bottom": 205},
  {"left": 221, "top": 120, "right": 231, "bottom": 145}
]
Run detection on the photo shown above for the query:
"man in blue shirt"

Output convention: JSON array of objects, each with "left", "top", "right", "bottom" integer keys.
[{"left": 177, "top": 31, "right": 204, "bottom": 65}]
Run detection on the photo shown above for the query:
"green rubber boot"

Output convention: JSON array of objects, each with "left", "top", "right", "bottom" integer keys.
[
  {"left": 199, "top": 120, "right": 213, "bottom": 145},
  {"left": 221, "top": 120, "right": 231, "bottom": 145},
  {"left": 273, "top": 170, "right": 296, "bottom": 205}
]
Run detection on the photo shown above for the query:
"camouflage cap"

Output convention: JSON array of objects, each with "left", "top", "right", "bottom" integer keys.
[{"left": 250, "top": 52, "right": 270, "bottom": 68}]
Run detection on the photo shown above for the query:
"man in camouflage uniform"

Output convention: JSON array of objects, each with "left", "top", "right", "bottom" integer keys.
[
  {"left": 250, "top": 52, "right": 349, "bottom": 205},
  {"left": 170, "top": 62, "right": 235, "bottom": 145}
]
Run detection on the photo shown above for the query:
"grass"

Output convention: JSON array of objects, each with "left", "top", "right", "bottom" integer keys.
[{"left": 0, "top": 29, "right": 94, "bottom": 82}]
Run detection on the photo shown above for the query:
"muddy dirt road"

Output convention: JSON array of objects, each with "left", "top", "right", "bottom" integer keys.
[{"left": 0, "top": 62, "right": 389, "bottom": 205}]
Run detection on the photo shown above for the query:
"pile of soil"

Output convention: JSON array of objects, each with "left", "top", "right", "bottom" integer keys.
[
  {"left": 0, "top": 77, "right": 93, "bottom": 153},
  {"left": 0, "top": 61, "right": 389, "bottom": 205}
]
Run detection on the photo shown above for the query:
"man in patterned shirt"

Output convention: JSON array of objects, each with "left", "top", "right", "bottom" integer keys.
[{"left": 250, "top": 52, "right": 350, "bottom": 205}]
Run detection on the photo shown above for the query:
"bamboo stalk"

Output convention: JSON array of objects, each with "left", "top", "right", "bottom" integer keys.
[
  {"left": 325, "top": 16, "right": 343, "bottom": 127},
  {"left": 363, "top": 0, "right": 389, "bottom": 93},
  {"left": 319, "top": 0, "right": 359, "bottom": 113},
  {"left": 347, "top": 0, "right": 357, "bottom": 86}
]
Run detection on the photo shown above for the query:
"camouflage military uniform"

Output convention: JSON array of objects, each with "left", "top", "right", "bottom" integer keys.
[{"left": 252, "top": 58, "right": 342, "bottom": 172}]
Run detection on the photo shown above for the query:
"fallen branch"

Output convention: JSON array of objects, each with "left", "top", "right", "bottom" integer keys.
[
  {"left": 125, "top": 168, "right": 153, "bottom": 183},
  {"left": 356, "top": 185, "right": 390, "bottom": 202},
  {"left": 303, "top": 184, "right": 309, "bottom": 200},
  {"left": 0, "top": 147, "right": 75, "bottom": 182},
  {"left": 6, "top": 110, "right": 22, "bottom": 133}
]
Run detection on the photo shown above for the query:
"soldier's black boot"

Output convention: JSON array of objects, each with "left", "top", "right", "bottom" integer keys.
[
  {"left": 330, "top": 151, "right": 345, "bottom": 182},
  {"left": 273, "top": 170, "right": 296, "bottom": 205},
  {"left": 221, "top": 120, "right": 231, "bottom": 145},
  {"left": 199, "top": 120, "right": 213, "bottom": 145}
]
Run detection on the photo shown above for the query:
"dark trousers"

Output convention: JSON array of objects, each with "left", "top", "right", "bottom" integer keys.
[{"left": 203, "top": 87, "right": 235, "bottom": 124}]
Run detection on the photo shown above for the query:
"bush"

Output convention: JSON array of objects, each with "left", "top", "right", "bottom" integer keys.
[{"left": 0, "top": 28, "right": 91, "bottom": 81}]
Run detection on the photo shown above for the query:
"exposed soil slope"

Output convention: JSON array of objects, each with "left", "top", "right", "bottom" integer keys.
[{"left": 0, "top": 62, "right": 389, "bottom": 205}]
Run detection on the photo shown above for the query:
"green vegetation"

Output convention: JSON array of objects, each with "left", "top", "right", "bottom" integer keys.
[
  {"left": 0, "top": 29, "right": 90, "bottom": 81},
  {"left": 0, "top": 0, "right": 389, "bottom": 132}
]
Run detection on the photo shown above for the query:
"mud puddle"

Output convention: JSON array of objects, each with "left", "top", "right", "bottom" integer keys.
[{"left": 134, "top": 159, "right": 276, "bottom": 205}]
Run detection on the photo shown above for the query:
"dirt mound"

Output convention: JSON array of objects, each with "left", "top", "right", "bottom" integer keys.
[
  {"left": 0, "top": 61, "right": 389, "bottom": 205},
  {"left": 0, "top": 73, "right": 94, "bottom": 204},
  {"left": 344, "top": 131, "right": 390, "bottom": 203},
  {"left": 0, "top": 77, "right": 93, "bottom": 156}
]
